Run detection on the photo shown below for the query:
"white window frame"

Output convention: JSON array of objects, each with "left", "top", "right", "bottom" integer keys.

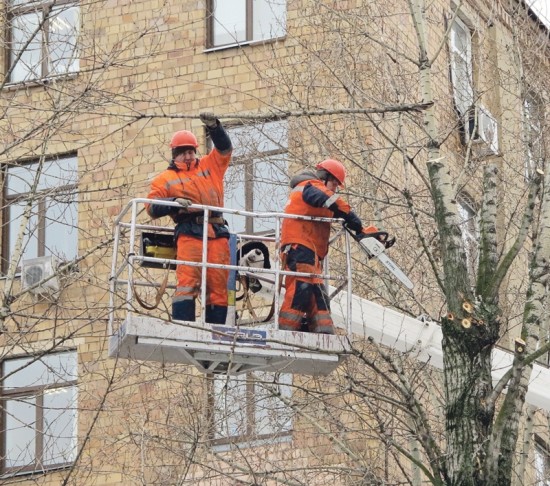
[
  {"left": 3, "top": 154, "right": 79, "bottom": 273},
  {"left": 210, "top": 372, "right": 292, "bottom": 449},
  {"left": 8, "top": 0, "right": 80, "bottom": 84},
  {"left": 207, "top": 0, "right": 287, "bottom": 49},
  {"left": 449, "top": 16, "right": 474, "bottom": 117},
  {"left": 535, "top": 437, "right": 550, "bottom": 486},
  {"left": 457, "top": 196, "right": 478, "bottom": 277},
  {"left": 224, "top": 120, "right": 289, "bottom": 234},
  {"left": 523, "top": 92, "right": 545, "bottom": 181},
  {"left": 1, "top": 351, "right": 78, "bottom": 475}
]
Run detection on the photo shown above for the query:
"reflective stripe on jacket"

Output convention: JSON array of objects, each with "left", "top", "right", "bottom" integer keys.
[
  {"left": 146, "top": 148, "right": 232, "bottom": 238},
  {"left": 281, "top": 174, "right": 359, "bottom": 258}
]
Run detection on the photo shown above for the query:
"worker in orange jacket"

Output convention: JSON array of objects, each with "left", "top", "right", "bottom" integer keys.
[
  {"left": 280, "top": 159, "right": 394, "bottom": 334},
  {"left": 146, "top": 113, "right": 232, "bottom": 324}
]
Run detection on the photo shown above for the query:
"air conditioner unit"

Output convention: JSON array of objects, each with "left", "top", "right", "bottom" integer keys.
[
  {"left": 21, "top": 255, "right": 60, "bottom": 297},
  {"left": 466, "top": 104, "right": 499, "bottom": 156}
]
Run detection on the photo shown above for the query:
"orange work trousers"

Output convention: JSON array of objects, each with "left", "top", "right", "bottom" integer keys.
[
  {"left": 173, "top": 234, "right": 229, "bottom": 309},
  {"left": 279, "top": 244, "right": 334, "bottom": 334}
]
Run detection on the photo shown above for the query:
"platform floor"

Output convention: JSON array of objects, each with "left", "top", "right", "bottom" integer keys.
[{"left": 109, "top": 313, "right": 350, "bottom": 375}]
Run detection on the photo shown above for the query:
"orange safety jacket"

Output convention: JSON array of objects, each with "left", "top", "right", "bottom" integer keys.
[
  {"left": 146, "top": 148, "right": 232, "bottom": 239},
  {"left": 281, "top": 171, "right": 364, "bottom": 258}
]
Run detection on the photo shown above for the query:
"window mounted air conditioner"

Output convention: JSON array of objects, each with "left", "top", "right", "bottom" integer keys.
[
  {"left": 466, "top": 104, "right": 499, "bottom": 156},
  {"left": 21, "top": 255, "right": 60, "bottom": 297}
]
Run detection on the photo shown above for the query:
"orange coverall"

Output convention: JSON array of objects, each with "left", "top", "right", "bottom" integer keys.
[
  {"left": 279, "top": 171, "right": 366, "bottom": 334},
  {"left": 146, "top": 124, "right": 232, "bottom": 324}
]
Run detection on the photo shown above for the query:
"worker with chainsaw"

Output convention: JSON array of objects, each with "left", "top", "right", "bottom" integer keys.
[
  {"left": 146, "top": 113, "right": 232, "bottom": 324},
  {"left": 280, "top": 159, "right": 394, "bottom": 334}
]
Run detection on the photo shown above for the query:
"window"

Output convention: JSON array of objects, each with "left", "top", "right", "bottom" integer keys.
[
  {"left": 450, "top": 17, "right": 498, "bottom": 156},
  {"left": 208, "top": 0, "right": 286, "bottom": 48},
  {"left": 449, "top": 17, "right": 474, "bottom": 117},
  {"left": 210, "top": 372, "right": 292, "bottom": 448},
  {"left": 224, "top": 121, "right": 288, "bottom": 234},
  {"left": 3, "top": 155, "right": 79, "bottom": 272},
  {"left": 2, "top": 351, "right": 78, "bottom": 475},
  {"left": 457, "top": 196, "right": 478, "bottom": 277},
  {"left": 535, "top": 438, "right": 550, "bottom": 486},
  {"left": 524, "top": 92, "right": 545, "bottom": 180},
  {"left": 8, "top": 0, "right": 79, "bottom": 83}
]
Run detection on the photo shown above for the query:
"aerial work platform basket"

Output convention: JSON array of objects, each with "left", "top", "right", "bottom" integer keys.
[
  {"left": 106, "top": 200, "right": 550, "bottom": 411},
  {"left": 108, "top": 199, "right": 354, "bottom": 375}
]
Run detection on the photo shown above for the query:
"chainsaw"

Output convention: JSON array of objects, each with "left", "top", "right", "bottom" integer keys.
[{"left": 346, "top": 227, "right": 414, "bottom": 290}]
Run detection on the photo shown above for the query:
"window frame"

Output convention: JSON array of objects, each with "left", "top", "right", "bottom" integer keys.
[
  {"left": 449, "top": 15, "right": 475, "bottom": 118},
  {"left": 208, "top": 372, "right": 293, "bottom": 449},
  {"left": 457, "top": 195, "right": 478, "bottom": 278},
  {"left": 206, "top": 0, "right": 286, "bottom": 50},
  {"left": 7, "top": 0, "right": 80, "bottom": 84},
  {"left": 523, "top": 91, "right": 545, "bottom": 181},
  {"left": 219, "top": 120, "right": 289, "bottom": 235},
  {"left": 535, "top": 436, "right": 550, "bottom": 486},
  {"left": 1, "top": 350, "right": 78, "bottom": 476},
  {"left": 2, "top": 154, "right": 79, "bottom": 274}
]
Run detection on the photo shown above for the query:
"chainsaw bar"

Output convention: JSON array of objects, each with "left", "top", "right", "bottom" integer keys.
[{"left": 356, "top": 236, "right": 414, "bottom": 290}]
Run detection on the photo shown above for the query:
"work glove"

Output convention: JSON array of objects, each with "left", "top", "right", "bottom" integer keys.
[
  {"left": 358, "top": 225, "right": 396, "bottom": 249},
  {"left": 175, "top": 198, "right": 193, "bottom": 212},
  {"left": 199, "top": 112, "right": 218, "bottom": 128}
]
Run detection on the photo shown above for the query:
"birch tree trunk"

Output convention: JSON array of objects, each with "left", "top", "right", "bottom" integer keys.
[{"left": 408, "top": 0, "right": 538, "bottom": 484}]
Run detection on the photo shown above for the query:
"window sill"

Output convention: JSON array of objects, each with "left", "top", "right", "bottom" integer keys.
[
  {"left": 211, "top": 432, "right": 291, "bottom": 452},
  {"left": 204, "top": 35, "right": 286, "bottom": 53},
  {"left": 3, "top": 72, "right": 78, "bottom": 91},
  {"left": 1, "top": 462, "right": 73, "bottom": 479}
]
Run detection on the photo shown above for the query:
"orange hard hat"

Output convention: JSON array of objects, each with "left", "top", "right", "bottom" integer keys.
[
  {"left": 170, "top": 130, "right": 199, "bottom": 149},
  {"left": 316, "top": 159, "right": 346, "bottom": 186}
]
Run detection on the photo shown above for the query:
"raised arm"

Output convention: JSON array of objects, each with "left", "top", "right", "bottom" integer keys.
[{"left": 200, "top": 112, "right": 232, "bottom": 155}]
